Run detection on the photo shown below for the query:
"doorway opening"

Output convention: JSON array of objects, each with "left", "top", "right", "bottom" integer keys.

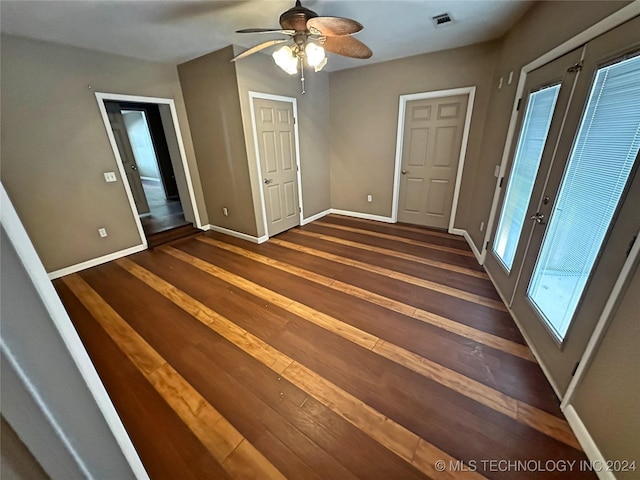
[
  {"left": 105, "top": 100, "right": 187, "bottom": 237},
  {"left": 97, "top": 92, "right": 203, "bottom": 248}
]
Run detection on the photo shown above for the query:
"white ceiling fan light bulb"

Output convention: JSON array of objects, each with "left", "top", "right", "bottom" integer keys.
[
  {"left": 272, "top": 45, "right": 298, "bottom": 75},
  {"left": 305, "top": 42, "right": 325, "bottom": 68}
]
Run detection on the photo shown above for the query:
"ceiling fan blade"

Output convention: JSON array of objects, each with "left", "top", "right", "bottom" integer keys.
[
  {"left": 307, "top": 16, "right": 363, "bottom": 36},
  {"left": 323, "top": 36, "right": 372, "bottom": 59},
  {"left": 236, "top": 28, "right": 295, "bottom": 35},
  {"left": 231, "top": 39, "right": 289, "bottom": 62}
]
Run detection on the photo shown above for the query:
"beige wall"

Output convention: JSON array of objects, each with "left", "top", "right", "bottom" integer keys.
[
  {"left": 0, "top": 34, "right": 205, "bottom": 272},
  {"left": 178, "top": 46, "right": 259, "bottom": 236},
  {"left": 462, "top": 1, "right": 632, "bottom": 248},
  {"left": 178, "top": 46, "right": 330, "bottom": 239},
  {"left": 234, "top": 46, "right": 331, "bottom": 237},
  {"left": 571, "top": 261, "right": 640, "bottom": 479},
  {"left": 328, "top": 41, "right": 499, "bottom": 222}
]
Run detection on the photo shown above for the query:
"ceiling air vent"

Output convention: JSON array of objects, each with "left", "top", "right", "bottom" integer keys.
[{"left": 432, "top": 13, "right": 453, "bottom": 26}]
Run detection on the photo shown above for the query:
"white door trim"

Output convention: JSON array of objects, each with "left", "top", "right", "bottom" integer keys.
[
  {"left": 480, "top": 1, "right": 640, "bottom": 264},
  {"left": 248, "top": 91, "right": 303, "bottom": 238},
  {"left": 95, "top": 92, "right": 205, "bottom": 249},
  {"left": 392, "top": 86, "right": 476, "bottom": 233}
]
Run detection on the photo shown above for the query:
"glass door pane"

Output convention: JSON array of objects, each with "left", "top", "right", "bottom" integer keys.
[
  {"left": 493, "top": 84, "right": 561, "bottom": 271},
  {"left": 527, "top": 53, "right": 640, "bottom": 342}
]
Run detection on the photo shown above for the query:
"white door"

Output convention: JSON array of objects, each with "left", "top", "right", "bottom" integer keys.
[
  {"left": 254, "top": 97, "right": 300, "bottom": 236},
  {"left": 397, "top": 94, "right": 468, "bottom": 229},
  {"left": 105, "top": 102, "right": 150, "bottom": 215},
  {"left": 487, "top": 17, "right": 640, "bottom": 394}
]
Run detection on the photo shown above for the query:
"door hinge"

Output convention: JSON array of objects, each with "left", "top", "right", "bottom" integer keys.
[
  {"left": 299, "top": 206, "right": 302, "bottom": 213},
  {"left": 485, "top": 241, "right": 490, "bottom": 250},
  {"left": 516, "top": 98, "right": 522, "bottom": 111},
  {"left": 293, "top": 117, "right": 296, "bottom": 124},
  {"left": 499, "top": 177, "right": 504, "bottom": 188},
  {"left": 567, "top": 61, "right": 583, "bottom": 73}
]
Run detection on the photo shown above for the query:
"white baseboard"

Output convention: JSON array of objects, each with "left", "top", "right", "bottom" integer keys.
[
  {"left": 454, "top": 228, "right": 483, "bottom": 264},
  {"left": 302, "top": 209, "right": 331, "bottom": 225},
  {"left": 562, "top": 405, "right": 616, "bottom": 480},
  {"left": 207, "top": 224, "right": 268, "bottom": 244},
  {"left": 47, "top": 244, "right": 147, "bottom": 280},
  {"left": 329, "top": 209, "right": 394, "bottom": 223}
]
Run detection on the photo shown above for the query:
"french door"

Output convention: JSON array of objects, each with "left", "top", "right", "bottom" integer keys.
[
  {"left": 485, "top": 47, "right": 583, "bottom": 299},
  {"left": 487, "top": 17, "right": 640, "bottom": 395}
]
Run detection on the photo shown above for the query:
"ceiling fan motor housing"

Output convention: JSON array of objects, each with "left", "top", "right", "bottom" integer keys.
[{"left": 279, "top": 0, "right": 318, "bottom": 31}]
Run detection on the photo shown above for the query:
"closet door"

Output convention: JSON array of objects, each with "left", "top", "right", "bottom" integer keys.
[
  {"left": 510, "top": 17, "right": 640, "bottom": 394},
  {"left": 486, "top": 47, "right": 584, "bottom": 301}
]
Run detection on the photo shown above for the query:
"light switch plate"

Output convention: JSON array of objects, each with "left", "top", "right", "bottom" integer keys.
[{"left": 104, "top": 172, "right": 117, "bottom": 183}]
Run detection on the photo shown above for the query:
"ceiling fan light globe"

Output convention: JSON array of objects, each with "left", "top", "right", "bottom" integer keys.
[
  {"left": 313, "top": 57, "right": 328, "bottom": 72},
  {"left": 272, "top": 45, "right": 298, "bottom": 75},
  {"left": 305, "top": 42, "right": 325, "bottom": 67}
]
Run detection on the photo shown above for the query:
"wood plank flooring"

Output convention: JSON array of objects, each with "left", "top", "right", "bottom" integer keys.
[{"left": 53, "top": 215, "right": 594, "bottom": 479}]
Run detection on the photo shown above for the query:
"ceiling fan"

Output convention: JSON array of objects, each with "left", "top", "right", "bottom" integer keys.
[{"left": 231, "top": 0, "right": 372, "bottom": 92}]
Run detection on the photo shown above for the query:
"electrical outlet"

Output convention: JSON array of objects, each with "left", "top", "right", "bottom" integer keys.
[
  {"left": 103, "top": 172, "right": 117, "bottom": 183},
  {"left": 367, "top": 195, "right": 372, "bottom": 203},
  {"left": 98, "top": 228, "right": 108, "bottom": 238},
  {"left": 494, "top": 165, "right": 501, "bottom": 178},
  {"left": 498, "top": 77, "right": 504, "bottom": 90},
  {"left": 480, "top": 221, "right": 485, "bottom": 232},
  {"left": 508, "top": 71, "right": 514, "bottom": 84},
  {"left": 223, "top": 207, "right": 229, "bottom": 216}
]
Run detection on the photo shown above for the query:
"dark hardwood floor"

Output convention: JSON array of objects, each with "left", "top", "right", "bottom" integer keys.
[{"left": 53, "top": 215, "right": 594, "bottom": 479}]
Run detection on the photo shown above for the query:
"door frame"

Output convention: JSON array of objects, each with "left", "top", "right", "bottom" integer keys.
[
  {"left": 96, "top": 92, "right": 204, "bottom": 247},
  {"left": 391, "top": 86, "right": 476, "bottom": 233},
  {"left": 248, "top": 91, "right": 304, "bottom": 239}
]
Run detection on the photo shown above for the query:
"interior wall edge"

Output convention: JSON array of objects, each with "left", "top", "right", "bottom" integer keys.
[
  {"left": 1, "top": 345, "right": 87, "bottom": 479},
  {"left": 562, "top": 405, "right": 616, "bottom": 480},
  {"left": 301, "top": 208, "right": 331, "bottom": 225},
  {"left": 451, "top": 228, "right": 483, "bottom": 264},
  {"left": 0, "top": 183, "right": 148, "bottom": 479},
  {"left": 207, "top": 223, "right": 269, "bottom": 244}
]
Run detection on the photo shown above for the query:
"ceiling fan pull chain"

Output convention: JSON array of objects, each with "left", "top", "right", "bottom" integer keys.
[{"left": 300, "top": 56, "right": 306, "bottom": 94}]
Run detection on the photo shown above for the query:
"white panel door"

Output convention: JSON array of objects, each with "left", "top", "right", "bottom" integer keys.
[
  {"left": 254, "top": 98, "right": 300, "bottom": 236},
  {"left": 397, "top": 94, "right": 467, "bottom": 229}
]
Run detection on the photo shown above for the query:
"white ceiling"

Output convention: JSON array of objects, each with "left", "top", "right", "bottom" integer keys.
[{"left": 0, "top": 0, "right": 533, "bottom": 72}]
